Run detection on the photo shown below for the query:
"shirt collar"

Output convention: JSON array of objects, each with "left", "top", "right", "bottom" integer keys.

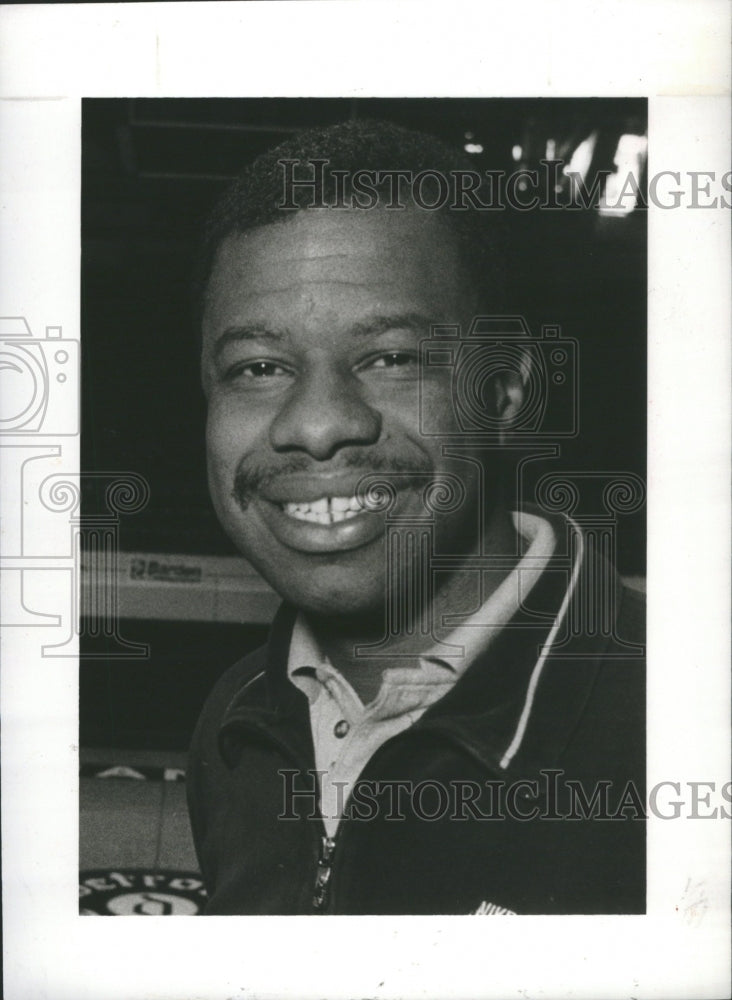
[
  {"left": 286, "top": 620, "right": 339, "bottom": 704},
  {"left": 422, "top": 509, "right": 555, "bottom": 675}
]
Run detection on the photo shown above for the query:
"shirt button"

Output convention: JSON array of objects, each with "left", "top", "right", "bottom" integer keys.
[{"left": 334, "top": 719, "right": 350, "bottom": 738}]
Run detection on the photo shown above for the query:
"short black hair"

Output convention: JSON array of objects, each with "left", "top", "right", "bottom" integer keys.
[{"left": 194, "top": 118, "right": 506, "bottom": 331}]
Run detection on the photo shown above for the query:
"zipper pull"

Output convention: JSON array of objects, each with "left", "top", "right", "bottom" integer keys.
[{"left": 312, "top": 835, "right": 337, "bottom": 911}]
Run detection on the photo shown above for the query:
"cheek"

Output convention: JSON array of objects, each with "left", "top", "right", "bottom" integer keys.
[
  {"left": 207, "top": 391, "right": 268, "bottom": 451},
  {"left": 205, "top": 409, "right": 229, "bottom": 492},
  {"left": 204, "top": 400, "right": 253, "bottom": 505},
  {"left": 413, "top": 375, "right": 462, "bottom": 435},
  {"left": 371, "top": 378, "right": 456, "bottom": 439}
]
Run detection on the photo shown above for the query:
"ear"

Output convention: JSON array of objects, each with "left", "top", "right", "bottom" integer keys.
[{"left": 492, "top": 367, "right": 526, "bottom": 425}]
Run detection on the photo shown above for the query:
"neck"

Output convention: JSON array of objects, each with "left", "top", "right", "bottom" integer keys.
[{"left": 305, "top": 506, "right": 519, "bottom": 702}]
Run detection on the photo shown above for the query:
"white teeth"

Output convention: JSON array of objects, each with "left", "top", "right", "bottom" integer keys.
[
  {"left": 282, "top": 495, "right": 364, "bottom": 524},
  {"left": 331, "top": 508, "right": 359, "bottom": 523}
]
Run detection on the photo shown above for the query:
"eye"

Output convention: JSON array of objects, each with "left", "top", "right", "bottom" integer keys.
[
  {"left": 228, "top": 360, "right": 291, "bottom": 381},
  {"left": 361, "top": 351, "right": 419, "bottom": 374},
  {"left": 372, "top": 352, "right": 413, "bottom": 368}
]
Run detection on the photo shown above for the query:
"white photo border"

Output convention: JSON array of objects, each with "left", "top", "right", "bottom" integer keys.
[{"left": 1, "top": 3, "right": 730, "bottom": 999}]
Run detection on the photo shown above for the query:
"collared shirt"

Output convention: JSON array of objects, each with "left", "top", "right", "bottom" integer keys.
[{"left": 287, "top": 510, "right": 556, "bottom": 835}]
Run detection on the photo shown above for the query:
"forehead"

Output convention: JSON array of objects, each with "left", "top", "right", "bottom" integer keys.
[{"left": 202, "top": 208, "right": 469, "bottom": 336}]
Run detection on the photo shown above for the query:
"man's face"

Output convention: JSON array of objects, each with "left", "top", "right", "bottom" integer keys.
[{"left": 202, "top": 207, "right": 501, "bottom": 617}]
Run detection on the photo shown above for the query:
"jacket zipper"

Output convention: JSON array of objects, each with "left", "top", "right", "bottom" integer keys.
[
  {"left": 225, "top": 718, "right": 507, "bottom": 913},
  {"left": 308, "top": 723, "right": 511, "bottom": 913},
  {"left": 312, "top": 834, "right": 338, "bottom": 911},
  {"left": 222, "top": 719, "right": 333, "bottom": 912}
]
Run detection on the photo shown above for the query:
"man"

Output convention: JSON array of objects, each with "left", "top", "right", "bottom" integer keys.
[{"left": 187, "top": 119, "right": 645, "bottom": 915}]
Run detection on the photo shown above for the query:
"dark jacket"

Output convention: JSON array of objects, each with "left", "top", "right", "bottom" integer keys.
[{"left": 187, "top": 533, "right": 645, "bottom": 915}]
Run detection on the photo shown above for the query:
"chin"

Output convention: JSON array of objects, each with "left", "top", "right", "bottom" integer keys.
[
  {"left": 274, "top": 569, "right": 386, "bottom": 620},
  {"left": 226, "top": 523, "right": 388, "bottom": 620}
]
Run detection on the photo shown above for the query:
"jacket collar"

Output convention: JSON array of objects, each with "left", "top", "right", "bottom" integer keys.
[{"left": 219, "top": 513, "right": 623, "bottom": 778}]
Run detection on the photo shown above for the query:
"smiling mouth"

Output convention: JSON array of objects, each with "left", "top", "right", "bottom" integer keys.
[{"left": 279, "top": 495, "right": 364, "bottom": 525}]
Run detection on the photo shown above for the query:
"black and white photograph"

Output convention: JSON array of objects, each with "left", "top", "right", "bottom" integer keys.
[
  {"left": 79, "top": 96, "right": 648, "bottom": 917},
  {"left": 0, "top": 3, "right": 729, "bottom": 999}
]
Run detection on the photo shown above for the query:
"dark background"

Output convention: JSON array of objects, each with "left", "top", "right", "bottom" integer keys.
[{"left": 81, "top": 98, "right": 646, "bottom": 750}]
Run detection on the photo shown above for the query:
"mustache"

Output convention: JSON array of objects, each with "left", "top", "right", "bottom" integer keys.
[{"left": 232, "top": 451, "right": 433, "bottom": 509}]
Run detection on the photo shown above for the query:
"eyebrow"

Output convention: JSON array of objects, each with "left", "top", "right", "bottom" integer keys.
[
  {"left": 212, "top": 325, "right": 285, "bottom": 361},
  {"left": 348, "top": 312, "right": 436, "bottom": 339},
  {"left": 212, "top": 312, "right": 437, "bottom": 361}
]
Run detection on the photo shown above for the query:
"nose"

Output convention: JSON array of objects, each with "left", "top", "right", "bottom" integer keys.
[{"left": 268, "top": 365, "right": 382, "bottom": 460}]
